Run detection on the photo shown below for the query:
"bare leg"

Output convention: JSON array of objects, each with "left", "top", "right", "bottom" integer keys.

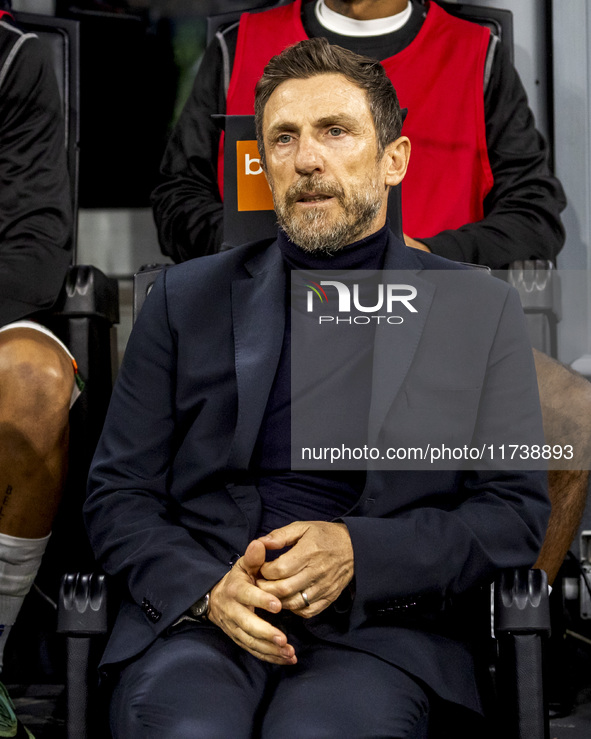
[
  {"left": 533, "top": 350, "right": 590, "bottom": 584},
  {"left": 0, "top": 327, "right": 73, "bottom": 537}
]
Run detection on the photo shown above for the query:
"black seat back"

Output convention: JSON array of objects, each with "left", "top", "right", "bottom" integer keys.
[{"left": 13, "top": 11, "right": 80, "bottom": 259}]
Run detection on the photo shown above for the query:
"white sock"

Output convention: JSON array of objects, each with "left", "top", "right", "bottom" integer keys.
[{"left": 0, "top": 532, "right": 50, "bottom": 672}]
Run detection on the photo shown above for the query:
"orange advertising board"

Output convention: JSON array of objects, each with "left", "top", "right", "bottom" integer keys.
[{"left": 236, "top": 140, "right": 275, "bottom": 212}]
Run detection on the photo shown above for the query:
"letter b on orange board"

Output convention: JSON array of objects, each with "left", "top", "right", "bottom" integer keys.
[{"left": 236, "top": 140, "right": 274, "bottom": 211}]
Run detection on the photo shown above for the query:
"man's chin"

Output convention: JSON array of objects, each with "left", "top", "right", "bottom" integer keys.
[
  {"left": 281, "top": 221, "right": 351, "bottom": 254},
  {"left": 276, "top": 207, "right": 345, "bottom": 252}
]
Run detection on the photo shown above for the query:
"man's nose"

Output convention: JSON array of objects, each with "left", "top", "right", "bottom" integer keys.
[{"left": 294, "top": 136, "right": 324, "bottom": 175}]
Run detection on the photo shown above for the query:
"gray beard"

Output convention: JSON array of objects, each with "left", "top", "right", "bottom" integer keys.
[{"left": 272, "top": 176, "right": 384, "bottom": 255}]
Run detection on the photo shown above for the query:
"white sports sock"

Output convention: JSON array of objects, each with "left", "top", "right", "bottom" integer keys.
[{"left": 0, "top": 532, "right": 50, "bottom": 672}]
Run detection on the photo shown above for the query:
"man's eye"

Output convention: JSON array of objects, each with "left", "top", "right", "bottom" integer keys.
[
  {"left": 278, "top": 134, "right": 292, "bottom": 144},
  {"left": 328, "top": 127, "right": 344, "bottom": 137}
]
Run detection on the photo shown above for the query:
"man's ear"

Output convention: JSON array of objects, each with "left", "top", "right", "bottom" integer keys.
[{"left": 384, "top": 136, "right": 410, "bottom": 187}]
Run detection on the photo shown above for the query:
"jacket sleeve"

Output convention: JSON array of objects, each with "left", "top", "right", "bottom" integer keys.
[
  {"left": 420, "top": 42, "right": 566, "bottom": 269},
  {"left": 343, "top": 286, "right": 551, "bottom": 615},
  {"left": 84, "top": 270, "right": 231, "bottom": 634},
  {"left": 0, "top": 33, "right": 72, "bottom": 326},
  {"left": 150, "top": 34, "right": 230, "bottom": 263}
]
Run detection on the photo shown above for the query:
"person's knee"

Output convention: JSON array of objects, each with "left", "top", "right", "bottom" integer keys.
[
  {"left": 111, "top": 691, "right": 253, "bottom": 739},
  {"left": 264, "top": 710, "right": 429, "bottom": 739},
  {"left": 112, "top": 711, "right": 215, "bottom": 739},
  {"left": 0, "top": 330, "right": 73, "bottom": 420},
  {"left": 110, "top": 629, "right": 263, "bottom": 739},
  {"left": 262, "top": 652, "right": 430, "bottom": 739}
]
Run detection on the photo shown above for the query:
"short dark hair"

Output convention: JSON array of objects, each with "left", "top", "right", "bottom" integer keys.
[{"left": 254, "top": 37, "right": 403, "bottom": 167}]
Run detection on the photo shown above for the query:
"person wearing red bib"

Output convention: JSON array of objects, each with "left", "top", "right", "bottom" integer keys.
[{"left": 152, "top": 0, "right": 565, "bottom": 269}]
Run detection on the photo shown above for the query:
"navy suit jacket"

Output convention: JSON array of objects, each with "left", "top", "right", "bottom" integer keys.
[{"left": 85, "top": 232, "right": 550, "bottom": 713}]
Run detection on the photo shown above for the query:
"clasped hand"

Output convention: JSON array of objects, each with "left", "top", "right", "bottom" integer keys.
[{"left": 208, "top": 521, "right": 354, "bottom": 665}]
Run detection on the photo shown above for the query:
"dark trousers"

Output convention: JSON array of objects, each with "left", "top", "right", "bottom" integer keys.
[{"left": 109, "top": 619, "right": 431, "bottom": 739}]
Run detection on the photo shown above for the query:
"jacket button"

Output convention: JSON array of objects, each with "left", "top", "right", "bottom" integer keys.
[{"left": 228, "top": 553, "right": 240, "bottom": 567}]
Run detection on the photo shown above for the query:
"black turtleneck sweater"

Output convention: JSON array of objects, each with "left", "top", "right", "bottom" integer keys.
[{"left": 251, "top": 224, "right": 390, "bottom": 538}]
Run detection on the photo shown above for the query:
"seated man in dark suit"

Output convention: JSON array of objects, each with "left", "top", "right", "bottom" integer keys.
[
  {"left": 86, "top": 38, "right": 550, "bottom": 738},
  {"left": 151, "top": 0, "right": 589, "bottom": 588},
  {"left": 0, "top": 3, "right": 78, "bottom": 733}
]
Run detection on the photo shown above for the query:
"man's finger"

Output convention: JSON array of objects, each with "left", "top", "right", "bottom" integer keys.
[
  {"left": 233, "top": 633, "right": 298, "bottom": 665},
  {"left": 287, "top": 596, "right": 332, "bottom": 619},
  {"left": 232, "top": 622, "right": 297, "bottom": 663},
  {"left": 230, "top": 605, "right": 289, "bottom": 645},
  {"left": 222, "top": 604, "right": 298, "bottom": 664},
  {"left": 234, "top": 579, "right": 283, "bottom": 614},
  {"left": 241, "top": 538, "right": 267, "bottom": 575},
  {"left": 259, "top": 548, "right": 306, "bottom": 582},
  {"left": 258, "top": 522, "right": 308, "bottom": 550},
  {"left": 256, "top": 578, "right": 335, "bottom": 616},
  {"left": 255, "top": 573, "right": 308, "bottom": 601},
  {"left": 234, "top": 583, "right": 282, "bottom": 618},
  {"left": 209, "top": 591, "right": 293, "bottom": 658}
]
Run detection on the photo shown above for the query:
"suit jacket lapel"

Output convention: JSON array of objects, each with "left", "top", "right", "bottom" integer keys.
[
  {"left": 367, "top": 234, "right": 436, "bottom": 445},
  {"left": 228, "top": 243, "right": 286, "bottom": 469}
]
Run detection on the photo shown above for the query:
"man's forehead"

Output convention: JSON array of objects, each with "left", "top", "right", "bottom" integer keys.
[{"left": 263, "top": 73, "right": 371, "bottom": 128}]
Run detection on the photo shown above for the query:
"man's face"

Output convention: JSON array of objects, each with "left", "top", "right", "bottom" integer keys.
[{"left": 262, "top": 73, "right": 391, "bottom": 254}]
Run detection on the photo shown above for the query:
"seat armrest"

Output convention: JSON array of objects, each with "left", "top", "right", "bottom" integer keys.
[
  {"left": 495, "top": 567, "right": 551, "bottom": 636},
  {"left": 493, "top": 568, "right": 550, "bottom": 739},
  {"left": 57, "top": 573, "right": 109, "bottom": 739},
  {"left": 507, "top": 260, "right": 560, "bottom": 320},
  {"left": 57, "top": 572, "right": 109, "bottom": 636}
]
